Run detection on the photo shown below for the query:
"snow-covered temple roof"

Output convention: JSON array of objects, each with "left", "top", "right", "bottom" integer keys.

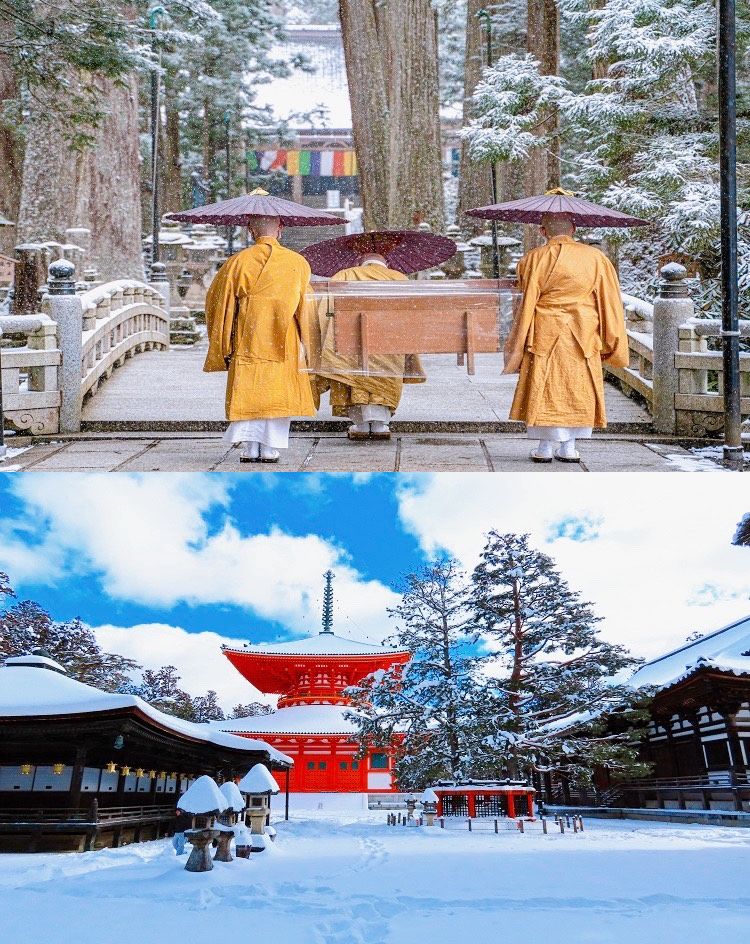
[
  {"left": 212, "top": 703, "right": 359, "bottom": 736},
  {"left": 630, "top": 615, "right": 750, "bottom": 690},
  {"left": 253, "top": 25, "right": 352, "bottom": 131},
  {"left": 224, "top": 630, "right": 408, "bottom": 658},
  {"left": 0, "top": 654, "right": 292, "bottom": 766}
]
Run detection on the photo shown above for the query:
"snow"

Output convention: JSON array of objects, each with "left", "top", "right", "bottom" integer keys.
[
  {"left": 630, "top": 614, "right": 750, "bottom": 689},
  {"left": 0, "top": 657, "right": 291, "bottom": 766},
  {"left": 177, "top": 776, "right": 227, "bottom": 815},
  {"left": 239, "top": 764, "right": 279, "bottom": 795},
  {"left": 225, "top": 631, "right": 407, "bottom": 657},
  {"left": 214, "top": 703, "right": 359, "bottom": 735},
  {"left": 1, "top": 814, "right": 749, "bottom": 943},
  {"left": 421, "top": 788, "right": 439, "bottom": 803},
  {"left": 662, "top": 446, "right": 749, "bottom": 472},
  {"left": 219, "top": 781, "right": 246, "bottom": 812}
]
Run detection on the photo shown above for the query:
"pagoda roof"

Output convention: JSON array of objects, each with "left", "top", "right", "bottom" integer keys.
[{"left": 223, "top": 631, "right": 410, "bottom": 659}]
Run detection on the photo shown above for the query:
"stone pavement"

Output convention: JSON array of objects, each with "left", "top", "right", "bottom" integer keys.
[
  {"left": 0, "top": 432, "right": 701, "bottom": 473},
  {"left": 80, "top": 343, "right": 651, "bottom": 430}
]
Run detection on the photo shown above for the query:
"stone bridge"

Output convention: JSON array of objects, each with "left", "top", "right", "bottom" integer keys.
[{"left": 1, "top": 257, "right": 748, "bottom": 444}]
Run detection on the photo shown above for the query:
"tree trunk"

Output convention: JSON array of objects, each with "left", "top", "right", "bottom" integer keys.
[
  {"left": 77, "top": 74, "right": 143, "bottom": 280},
  {"left": 0, "top": 54, "right": 22, "bottom": 253},
  {"left": 17, "top": 85, "right": 89, "bottom": 245},
  {"left": 339, "top": 0, "right": 395, "bottom": 229},
  {"left": 162, "top": 93, "right": 183, "bottom": 214},
  {"left": 457, "top": 0, "right": 494, "bottom": 235},
  {"left": 339, "top": 0, "right": 443, "bottom": 231},
  {"left": 17, "top": 73, "right": 143, "bottom": 280},
  {"left": 525, "top": 0, "right": 560, "bottom": 249}
]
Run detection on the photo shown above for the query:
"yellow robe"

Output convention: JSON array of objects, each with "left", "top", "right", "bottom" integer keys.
[
  {"left": 315, "top": 263, "right": 425, "bottom": 417},
  {"left": 504, "top": 235, "right": 629, "bottom": 429},
  {"left": 204, "top": 236, "right": 317, "bottom": 421}
]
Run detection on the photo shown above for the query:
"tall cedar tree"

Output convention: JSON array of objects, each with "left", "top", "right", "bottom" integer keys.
[
  {"left": 347, "top": 559, "right": 493, "bottom": 789},
  {"left": 469, "top": 533, "right": 649, "bottom": 787}
]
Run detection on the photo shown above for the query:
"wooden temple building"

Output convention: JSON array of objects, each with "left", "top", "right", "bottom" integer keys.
[
  {"left": 548, "top": 615, "right": 750, "bottom": 813},
  {"left": 0, "top": 652, "right": 291, "bottom": 852},
  {"left": 215, "top": 572, "right": 410, "bottom": 796}
]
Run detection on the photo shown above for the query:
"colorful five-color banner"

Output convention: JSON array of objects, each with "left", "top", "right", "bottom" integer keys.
[{"left": 247, "top": 150, "right": 358, "bottom": 177}]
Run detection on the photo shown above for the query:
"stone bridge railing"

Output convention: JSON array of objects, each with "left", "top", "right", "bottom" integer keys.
[
  {"left": 607, "top": 264, "right": 750, "bottom": 437},
  {"left": 1, "top": 260, "right": 170, "bottom": 436}
]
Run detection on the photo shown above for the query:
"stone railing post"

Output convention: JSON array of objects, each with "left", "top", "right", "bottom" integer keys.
[
  {"left": 48, "top": 259, "right": 84, "bottom": 433},
  {"left": 148, "top": 261, "right": 171, "bottom": 350},
  {"left": 652, "top": 263, "right": 694, "bottom": 435}
]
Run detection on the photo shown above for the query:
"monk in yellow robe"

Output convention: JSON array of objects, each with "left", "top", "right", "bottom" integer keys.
[
  {"left": 204, "top": 215, "right": 318, "bottom": 463},
  {"left": 315, "top": 253, "right": 425, "bottom": 440},
  {"left": 503, "top": 213, "right": 629, "bottom": 463}
]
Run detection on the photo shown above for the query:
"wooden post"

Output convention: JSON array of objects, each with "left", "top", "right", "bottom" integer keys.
[
  {"left": 440, "top": 817, "right": 445, "bottom": 828},
  {"left": 542, "top": 817, "right": 547, "bottom": 834},
  {"left": 559, "top": 819, "right": 565, "bottom": 834},
  {"left": 465, "top": 310, "right": 476, "bottom": 375},
  {"left": 578, "top": 816, "right": 584, "bottom": 832},
  {"left": 285, "top": 767, "right": 290, "bottom": 822},
  {"left": 359, "top": 311, "right": 369, "bottom": 373},
  {"left": 517, "top": 818, "right": 524, "bottom": 833},
  {"left": 494, "top": 819, "right": 498, "bottom": 834},
  {"left": 573, "top": 817, "right": 578, "bottom": 833},
  {"left": 468, "top": 818, "right": 472, "bottom": 831}
]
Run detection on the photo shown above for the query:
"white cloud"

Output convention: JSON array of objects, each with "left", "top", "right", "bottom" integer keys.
[
  {"left": 1, "top": 474, "right": 398, "bottom": 646},
  {"left": 93, "top": 622, "right": 269, "bottom": 710},
  {"left": 395, "top": 473, "right": 750, "bottom": 661}
]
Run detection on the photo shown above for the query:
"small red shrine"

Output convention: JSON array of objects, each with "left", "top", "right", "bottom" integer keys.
[
  {"left": 216, "top": 572, "right": 410, "bottom": 794},
  {"left": 432, "top": 781, "right": 536, "bottom": 819}
]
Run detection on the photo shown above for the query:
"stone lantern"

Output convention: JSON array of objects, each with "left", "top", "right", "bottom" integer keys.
[
  {"left": 441, "top": 224, "right": 470, "bottom": 279},
  {"left": 177, "top": 775, "right": 228, "bottom": 872},
  {"left": 238, "top": 763, "right": 279, "bottom": 853},
  {"left": 215, "top": 780, "right": 246, "bottom": 863},
  {"left": 420, "top": 788, "right": 439, "bottom": 826},
  {"left": 405, "top": 795, "right": 417, "bottom": 820},
  {"left": 470, "top": 229, "right": 522, "bottom": 278}
]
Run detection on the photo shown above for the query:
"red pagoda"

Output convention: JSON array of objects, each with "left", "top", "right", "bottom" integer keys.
[{"left": 216, "top": 572, "right": 410, "bottom": 794}]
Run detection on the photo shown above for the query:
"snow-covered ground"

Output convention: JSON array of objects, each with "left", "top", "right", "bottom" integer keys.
[{"left": 2, "top": 812, "right": 749, "bottom": 943}]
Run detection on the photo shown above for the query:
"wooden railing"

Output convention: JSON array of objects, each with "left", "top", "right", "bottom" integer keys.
[{"left": 0, "top": 803, "right": 177, "bottom": 826}]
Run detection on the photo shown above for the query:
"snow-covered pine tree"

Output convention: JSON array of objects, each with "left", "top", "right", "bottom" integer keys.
[
  {"left": 462, "top": 0, "right": 750, "bottom": 316},
  {"left": 229, "top": 701, "right": 275, "bottom": 718},
  {"left": 0, "top": 599, "right": 139, "bottom": 693},
  {"left": 469, "top": 532, "right": 649, "bottom": 788},
  {"left": 346, "top": 558, "right": 493, "bottom": 789}
]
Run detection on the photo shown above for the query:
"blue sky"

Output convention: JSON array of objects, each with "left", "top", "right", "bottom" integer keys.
[{"left": 1, "top": 472, "right": 748, "bottom": 706}]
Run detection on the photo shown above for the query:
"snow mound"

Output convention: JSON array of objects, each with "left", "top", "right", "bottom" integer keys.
[
  {"left": 239, "top": 764, "right": 279, "bottom": 795},
  {"left": 177, "top": 776, "right": 227, "bottom": 815}
]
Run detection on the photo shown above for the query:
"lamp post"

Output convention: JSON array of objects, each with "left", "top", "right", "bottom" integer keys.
[
  {"left": 718, "top": 0, "right": 743, "bottom": 468},
  {"left": 477, "top": 9, "right": 500, "bottom": 279},
  {"left": 149, "top": 6, "right": 166, "bottom": 277},
  {"left": 224, "top": 110, "right": 234, "bottom": 257}
]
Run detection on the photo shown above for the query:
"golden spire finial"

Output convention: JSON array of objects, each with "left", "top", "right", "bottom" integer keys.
[
  {"left": 248, "top": 187, "right": 270, "bottom": 196},
  {"left": 544, "top": 187, "right": 575, "bottom": 196}
]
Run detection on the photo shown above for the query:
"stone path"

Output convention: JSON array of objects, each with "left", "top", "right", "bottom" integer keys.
[
  {"left": 81, "top": 343, "right": 651, "bottom": 430},
  {"left": 0, "top": 432, "right": 698, "bottom": 473}
]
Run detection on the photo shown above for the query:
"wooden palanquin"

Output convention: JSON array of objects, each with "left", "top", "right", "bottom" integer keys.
[{"left": 309, "top": 278, "right": 519, "bottom": 375}]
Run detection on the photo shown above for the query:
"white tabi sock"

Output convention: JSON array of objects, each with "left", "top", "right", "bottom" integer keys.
[{"left": 240, "top": 441, "right": 260, "bottom": 459}]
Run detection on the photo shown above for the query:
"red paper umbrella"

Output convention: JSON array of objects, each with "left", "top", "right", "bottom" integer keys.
[
  {"left": 165, "top": 189, "right": 346, "bottom": 227},
  {"left": 467, "top": 188, "right": 650, "bottom": 228},
  {"left": 301, "top": 230, "right": 457, "bottom": 277}
]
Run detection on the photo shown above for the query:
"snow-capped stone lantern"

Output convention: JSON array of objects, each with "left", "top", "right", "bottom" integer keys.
[
  {"left": 177, "top": 775, "right": 228, "bottom": 872},
  {"left": 421, "top": 788, "right": 438, "bottom": 826},
  {"left": 214, "top": 781, "right": 246, "bottom": 863},
  {"left": 405, "top": 795, "right": 417, "bottom": 822},
  {"left": 239, "top": 763, "right": 278, "bottom": 852}
]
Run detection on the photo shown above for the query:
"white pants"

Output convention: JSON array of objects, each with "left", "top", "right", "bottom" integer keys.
[
  {"left": 348, "top": 404, "right": 392, "bottom": 425},
  {"left": 223, "top": 418, "right": 291, "bottom": 449},
  {"left": 527, "top": 426, "right": 593, "bottom": 442}
]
